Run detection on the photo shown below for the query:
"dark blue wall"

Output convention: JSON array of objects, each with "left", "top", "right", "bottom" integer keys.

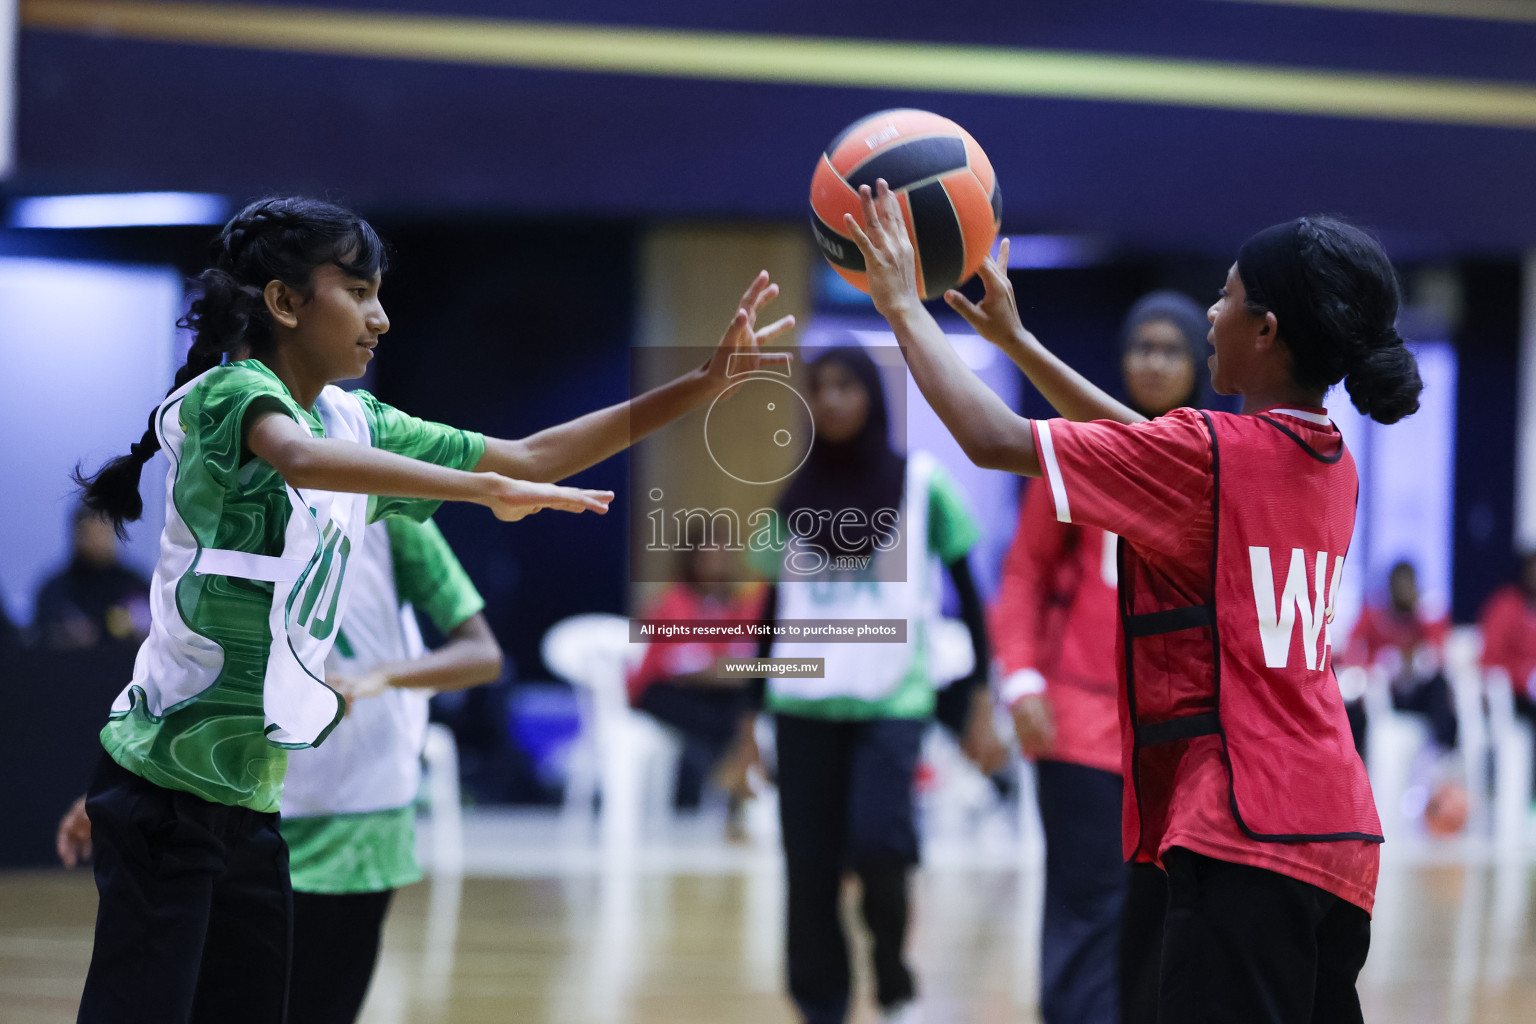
[
  {"left": 14, "top": 1, "right": 1536, "bottom": 256},
  {"left": 365, "top": 218, "right": 638, "bottom": 679},
  {"left": 1453, "top": 261, "right": 1523, "bottom": 623}
]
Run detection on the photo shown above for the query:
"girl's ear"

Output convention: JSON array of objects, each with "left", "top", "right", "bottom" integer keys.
[
  {"left": 1254, "top": 310, "right": 1280, "bottom": 352},
  {"left": 264, "top": 280, "right": 300, "bottom": 329}
]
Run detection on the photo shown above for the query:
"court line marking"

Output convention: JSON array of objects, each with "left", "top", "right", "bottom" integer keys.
[{"left": 20, "top": 0, "right": 1536, "bottom": 130}]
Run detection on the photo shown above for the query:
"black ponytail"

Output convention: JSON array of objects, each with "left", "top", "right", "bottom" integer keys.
[
  {"left": 1237, "top": 215, "right": 1423, "bottom": 426},
  {"left": 75, "top": 196, "right": 388, "bottom": 536}
]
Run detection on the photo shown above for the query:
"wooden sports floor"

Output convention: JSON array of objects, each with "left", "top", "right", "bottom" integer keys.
[{"left": 3, "top": 813, "right": 1534, "bottom": 1024}]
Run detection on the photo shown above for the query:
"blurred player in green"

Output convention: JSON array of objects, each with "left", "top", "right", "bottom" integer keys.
[{"left": 281, "top": 515, "right": 498, "bottom": 1023}]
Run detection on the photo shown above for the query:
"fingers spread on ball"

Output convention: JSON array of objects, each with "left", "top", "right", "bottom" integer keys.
[
  {"left": 857, "top": 185, "right": 880, "bottom": 237},
  {"left": 843, "top": 211, "right": 875, "bottom": 255}
]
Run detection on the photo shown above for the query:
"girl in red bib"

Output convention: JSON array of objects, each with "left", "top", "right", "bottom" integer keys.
[{"left": 846, "top": 181, "right": 1421, "bottom": 1024}]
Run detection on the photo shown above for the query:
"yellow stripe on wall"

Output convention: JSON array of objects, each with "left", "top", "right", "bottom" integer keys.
[
  {"left": 22, "top": 0, "right": 1536, "bottom": 130},
  {"left": 1211, "top": 0, "right": 1536, "bottom": 26}
]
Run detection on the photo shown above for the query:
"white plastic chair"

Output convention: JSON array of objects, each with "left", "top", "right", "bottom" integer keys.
[
  {"left": 919, "top": 617, "right": 995, "bottom": 845},
  {"left": 542, "top": 613, "right": 681, "bottom": 852},
  {"left": 1354, "top": 663, "right": 1432, "bottom": 841},
  {"left": 1483, "top": 666, "right": 1534, "bottom": 857},
  {"left": 919, "top": 725, "right": 996, "bottom": 846},
  {"left": 421, "top": 722, "right": 464, "bottom": 877},
  {"left": 1444, "top": 626, "right": 1490, "bottom": 835},
  {"left": 1355, "top": 631, "right": 1492, "bottom": 842}
]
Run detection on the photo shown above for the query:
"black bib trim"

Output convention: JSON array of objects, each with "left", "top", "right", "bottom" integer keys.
[
  {"left": 1125, "top": 605, "right": 1213, "bottom": 638},
  {"left": 1136, "top": 712, "right": 1221, "bottom": 747},
  {"left": 1257, "top": 414, "right": 1345, "bottom": 464}
]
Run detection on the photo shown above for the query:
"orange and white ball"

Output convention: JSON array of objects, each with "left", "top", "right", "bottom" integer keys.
[{"left": 810, "top": 109, "right": 1002, "bottom": 300}]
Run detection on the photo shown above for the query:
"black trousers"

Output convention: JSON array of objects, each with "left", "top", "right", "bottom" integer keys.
[
  {"left": 1346, "top": 673, "right": 1460, "bottom": 761},
  {"left": 1034, "top": 760, "right": 1126, "bottom": 1024},
  {"left": 775, "top": 715, "right": 925, "bottom": 1024},
  {"left": 1158, "top": 849, "right": 1371, "bottom": 1024},
  {"left": 77, "top": 752, "right": 292, "bottom": 1024},
  {"left": 1392, "top": 672, "right": 1459, "bottom": 751},
  {"left": 289, "top": 889, "right": 395, "bottom": 1024},
  {"left": 1516, "top": 691, "right": 1536, "bottom": 799},
  {"left": 1344, "top": 699, "right": 1368, "bottom": 759},
  {"left": 636, "top": 682, "right": 747, "bottom": 808},
  {"left": 1120, "top": 863, "right": 1168, "bottom": 1024}
]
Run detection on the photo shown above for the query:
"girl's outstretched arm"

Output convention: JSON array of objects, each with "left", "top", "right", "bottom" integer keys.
[
  {"left": 331, "top": 613, "right": 503, "bottom": 709},
  {"left": 246, "top": 412, "right": 612, "bottom": 521},
  {"left": 844, "top": 182, "right": 1143, "bottom": 478},
  {"left": 477, "top": 272, "right": 797, "bottom": 483}
]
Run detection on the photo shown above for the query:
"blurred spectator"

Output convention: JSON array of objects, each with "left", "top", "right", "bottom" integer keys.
[
  {"left": 1479, "top": 551, "right": 1536, "bottom": 745},
  {"left": 33, "top": 506, "right": 150, "bottom": 650},
  {"left": 1341, "top": 561, "right": 1456, "bottom": 753},
  {"left": 628, "top": 544, "right": 765, "bottom": 817}
]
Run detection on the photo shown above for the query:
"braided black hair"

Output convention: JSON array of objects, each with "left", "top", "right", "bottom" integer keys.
[
  {"left": 74, "top": 197, "right": 388, "bottom": 536},
  {"left": 1239, "top": 216, "right": 1422, "bottom": 426}
]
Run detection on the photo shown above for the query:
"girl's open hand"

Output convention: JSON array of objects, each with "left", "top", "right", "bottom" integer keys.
[
  {"left": 943, "top": 238, "right": 1028, "bottom": 351},
  {"left": 1010, "top": 692, "right": 1057, "bottom": 758},
  {"left": 484, "top": 477, "right": 613, "bottom": 521},
  {"left": 702, "top": 272, "right": 796, "bottom": 392},
  {"left": 844, "top": 180, "right": 922, "bottom": 319},
  {"left": 331, "top": 670, "right": 390, "bottom": 716},
  {"left": 57, "top": 796, "right": 91, "bottom": 868}
]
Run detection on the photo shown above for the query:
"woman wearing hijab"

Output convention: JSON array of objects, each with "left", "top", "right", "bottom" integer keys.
[
  {"left": 992, "top": 291, "right": 1211, "bottom": 1024},
  {"left": 752, "top": 345, "right": 993, "bottom": 1024}
]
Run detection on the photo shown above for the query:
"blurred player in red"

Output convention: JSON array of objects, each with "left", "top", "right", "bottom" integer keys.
[
  {"left": 1478, "top": 551, "right": 1536, "bottom": 801},
  {"left": 1341, "top": 560, "right": 1456, "bottom": 754},
  {"left": 628, "top": 541, "right": 765, "bottom": 829},
  {"left": 993, "top": 292, "right": 1210, "bottom": 1024}
]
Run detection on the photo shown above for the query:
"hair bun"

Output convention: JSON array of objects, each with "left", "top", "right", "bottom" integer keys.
[{"left": 1344, "top": 339, "right": 1421, "bottom": 425}]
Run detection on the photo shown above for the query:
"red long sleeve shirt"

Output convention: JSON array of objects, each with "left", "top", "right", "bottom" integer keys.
[
  {"left": 1479, "top": 584, "right": 1536, "bottom": 696},
  {"left": 991, "top": 478, "right": 1121, "bottom": 774}
]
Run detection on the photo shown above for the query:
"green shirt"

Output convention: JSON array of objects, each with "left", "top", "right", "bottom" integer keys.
[
  {"left": 385, "top": 516, "right": 485, "bottom": 645},
  {"left": 101, "top": 360, "right": 485, "bottom": 813},
  {"left": 759, "top": 461, "right": 981, "bottom": 720}
]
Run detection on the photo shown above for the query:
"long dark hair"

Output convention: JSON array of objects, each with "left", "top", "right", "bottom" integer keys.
[
  {"left": 74, "top": 197, "right": 388, "bottom": 536},
  {"left": 1237, "top": 215, "right": 1422, "bottom": 425},
  {"left": 777, "top": 346, "right": 906, "bottom": 559}
]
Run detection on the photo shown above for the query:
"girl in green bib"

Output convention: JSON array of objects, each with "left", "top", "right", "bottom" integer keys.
[
  {"left": 757, "top": 346, "right": 994, "bottom": 1024},
  {"left": 69, "top": 196, "right": 792, "bottom": 1024}
]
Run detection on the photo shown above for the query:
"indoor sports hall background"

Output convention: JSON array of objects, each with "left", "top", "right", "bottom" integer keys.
[{"left": 0, "top": 1, "right": 1534, "bottom": 1021}]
